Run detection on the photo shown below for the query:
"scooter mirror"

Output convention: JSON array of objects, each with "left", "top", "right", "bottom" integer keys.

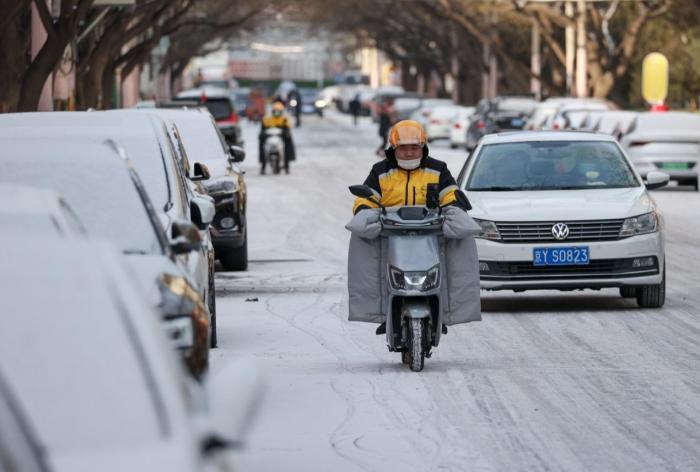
[
  {"left": 455, "top": 190, "right": 472, "bottom": 211},
  {"left": 348, "top": 185, "right": 375, "bottom": 199}
]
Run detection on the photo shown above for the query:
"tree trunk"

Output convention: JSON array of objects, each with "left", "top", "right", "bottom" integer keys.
[
  {"left": 17, "top": 30, "right": 70, "bottom": 111},
  {"left": 101, "top": 63, "right": 116, "bottom": 109}
]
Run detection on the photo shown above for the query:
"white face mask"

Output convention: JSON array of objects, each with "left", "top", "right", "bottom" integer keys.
[{"left": 397, "top": 158, "right": 421, "bottom": 170}]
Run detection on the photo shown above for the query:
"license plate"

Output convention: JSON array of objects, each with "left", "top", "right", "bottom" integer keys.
[
  {"left": 659, "top": 162, "right": 690, "bottom": 170},
  {"left": 533, "top": 247, "right": 590, "bottom": 266}
]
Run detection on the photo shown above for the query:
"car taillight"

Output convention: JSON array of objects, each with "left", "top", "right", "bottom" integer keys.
[
  {"left": 229, "top": 112, "right": 239, "bottom": 123},
  {"left": 476, "top": 120, "right": 485, "bottom": 129},
  {"left": 552, "top": 123, "right": 560, "bottom": 130},
  {"left": 454, "top": 123, "right": 462, "bottom": 129}
]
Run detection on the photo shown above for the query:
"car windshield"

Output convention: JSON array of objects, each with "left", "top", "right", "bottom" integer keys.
[
  {"left": 175, "top": 116, "right": 228, "bottom": 161},
  {"left": 0, "top": 146, "right": 163, "bottom": 254},
  {"left": 467, "top": 140, "right": 639, "bottom": 191},
  {"left": 203, "top": 99, "right": 233, "bottom": 120}
]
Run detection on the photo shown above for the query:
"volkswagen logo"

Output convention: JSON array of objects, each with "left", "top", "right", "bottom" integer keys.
[{"left": 552, "top": 223, "right": 570, "bottom": 240}]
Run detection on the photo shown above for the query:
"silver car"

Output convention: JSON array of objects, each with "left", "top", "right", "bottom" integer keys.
[{"left": 621, "top": 112, "right": 700, "bottom": 191}]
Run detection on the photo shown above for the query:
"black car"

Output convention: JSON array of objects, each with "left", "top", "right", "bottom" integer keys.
[
  {"left": 465, "top": 96, "right": 538, "bottom": 150},
  {"left": 174, "top": 88, "right": 242, "bottom": 146},
  {"left": 147, "top": 108, "right": 249, "bottom": 272}
]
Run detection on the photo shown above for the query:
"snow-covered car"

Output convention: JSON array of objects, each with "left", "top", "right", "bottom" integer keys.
[
  {"left": 621, "top": 112, "right": 700, "bottom": 191},
  {"left": 544, "top": 99, "right": 615, "bottom": 130},
  {"left": 593, "top": 110, "right": 638, "bottom": 138},
  {"left": 0, "top": 111, "right": 218, "bottom": 346},
  {"left": 458, "top": 131, "right": 668, "bottom": 307},
  {"left": 0, "top": 138, "right": 212, "bottom": 377},
  {"left": 422, "top": 104, "right": 464, "bottom": 141},
  {"left": 410, "top": 99, "right": 456, "bottom": 131},
  {"left": 449, "top": 106, "right": 476, "bottom": 148},
  {"left": 0, "top": 235, "right": 262, "bottom": 472},
  {"left": 142, "top": 108, "right": 249, "bottom": 272},
  {"left": 0, "top": 184, "right": 86, "bottom": 237},
  {"left": 174, "top": 87, "right": 241, "bottom": 145}
]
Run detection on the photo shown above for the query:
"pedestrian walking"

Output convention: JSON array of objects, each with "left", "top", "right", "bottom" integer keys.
[{"left": 349, "top": 93, "right": 362, "bottom": 126}]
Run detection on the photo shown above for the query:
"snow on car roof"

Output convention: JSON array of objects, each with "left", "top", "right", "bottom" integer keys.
[{"left": 0, "top": 184, "right": 64, "bottom": 214}]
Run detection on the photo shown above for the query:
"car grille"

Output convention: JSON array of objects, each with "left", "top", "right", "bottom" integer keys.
[
  {"left": 481, "top": 257, "right": 659, "bottom": 280},
  {"left": 496, "top": 219, "right": 625, "bottom": 243}
]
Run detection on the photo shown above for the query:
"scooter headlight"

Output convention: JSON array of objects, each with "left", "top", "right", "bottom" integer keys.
[{"left": 389, "top": 265, "right": 440, "bottom": 291}]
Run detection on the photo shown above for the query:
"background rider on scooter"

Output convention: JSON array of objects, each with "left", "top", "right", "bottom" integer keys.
[
  {"left": 259, "top": 100, "right": 296, "bottom": 174},
  {"left": 353, "top": 119, "right": 464, "bottom": 214}
]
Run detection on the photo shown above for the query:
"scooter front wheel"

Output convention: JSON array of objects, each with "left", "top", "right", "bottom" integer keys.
[{"left": 408, "top": 318, "right": 425, "bottom": 372}]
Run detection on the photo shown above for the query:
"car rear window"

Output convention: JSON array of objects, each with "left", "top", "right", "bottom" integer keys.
[
  {"left": 467, "top": 140, "right": 639, "bottom": 191},
  {"left": 203, "top": 99, "right": 233, "bottom": 120}
]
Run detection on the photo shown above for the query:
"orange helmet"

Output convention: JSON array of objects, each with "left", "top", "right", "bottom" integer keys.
[{"left": 388, "top": 120, "right": 427, "bottom": 148}]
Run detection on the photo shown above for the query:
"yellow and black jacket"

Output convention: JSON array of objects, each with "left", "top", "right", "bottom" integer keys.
[{"left": 353, "top": 150, "right": 459, "bottom": 214}]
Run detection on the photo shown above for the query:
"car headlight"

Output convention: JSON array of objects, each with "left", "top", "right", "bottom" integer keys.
[
  {"left": 620, "top": 212, "right": 658, "bottom": 237},
  {"left": 472, "top": 218, "right": 501, "bottom": 240},
  {"left": 315, "top": 99, "right": 327, "bottom": 108},
  {"left": 389, "top": 265, "right": 440, "bottom": 291},
  {"left": 203, "top": 177, "right": 238, "bottom": 195}
]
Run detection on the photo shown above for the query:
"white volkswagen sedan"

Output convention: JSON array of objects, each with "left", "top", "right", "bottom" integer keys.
[{"left": 457, "top": 131, "right": 669, "bottom": 308}]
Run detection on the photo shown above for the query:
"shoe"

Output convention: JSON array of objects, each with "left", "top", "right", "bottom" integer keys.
[
  {"left": 375, "top": 322, "right": 386, "bottom": 335},
  {"left": 441, "top": 325, "right": 448, "bottom": 335}
]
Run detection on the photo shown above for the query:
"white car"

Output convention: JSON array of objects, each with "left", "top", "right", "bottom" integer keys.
[
  {"left": 593, "top": 110, "right": 638, "bottom": 138},
  {"left": 620, "top": 112, "right": 700, "bottom": 191},
  {"left": 458, "top": 131, "right": 668, "bottom": 307},
  {"left": 449, "top": 106, "right": 476, "bottom": 148},
  {"left": 423, "top": 105, "right": 464, "bottom": 141},
  {"left": 410, "top": 98, "right": 456, "bottom": 130}
]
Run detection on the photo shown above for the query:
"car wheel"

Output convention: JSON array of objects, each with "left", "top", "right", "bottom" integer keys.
[
  {"left": 636, "top": 263, "right": 665, "bottom": 308},
  {"left": 620, "top": 286, "right": 636, "bottom": 298},
  {"left": 219, "top": 229, "right": 248, "bottom": 271},
  {"left": 450, "top": 143, "right": 458, "bottom": 149}
]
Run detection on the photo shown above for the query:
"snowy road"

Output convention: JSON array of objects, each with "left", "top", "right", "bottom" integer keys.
[{"left": 213, "top": 111, "right": 700, "bottom": 472}]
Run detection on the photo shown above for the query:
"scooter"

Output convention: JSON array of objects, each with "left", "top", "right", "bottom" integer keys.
[
  {"left": 263, "top": 128, "right": 285, "bottom": 174},
  {"left": 348, "top": 184, "right": 472, "bottom": 372}
]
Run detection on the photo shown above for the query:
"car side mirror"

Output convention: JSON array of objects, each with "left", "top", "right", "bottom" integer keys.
[
  {"left": 645, "top": 171, "right": 670, "bottom": 190},
  {"left": 229, "top": 145, "right": 245, "bottom": 163},
  {"left": 190, "top": 195, "right": 215, "bottom": 229},
  {"left": 171, "top": 220, "right": 202, "bottom": 254},
  {"left": 200, "top": 359, "right": 264, "bottom": 453},
  {"left": 191, "top": 162, "right": 211, "bottom": 181}
]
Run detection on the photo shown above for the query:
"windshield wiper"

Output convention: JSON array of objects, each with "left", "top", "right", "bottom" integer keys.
[
  {"left": 467, "top": 186, "right": 528, "bottom": 191},
  {"left": 123, "top": 249, "right": 149, "bottom": 255}
]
